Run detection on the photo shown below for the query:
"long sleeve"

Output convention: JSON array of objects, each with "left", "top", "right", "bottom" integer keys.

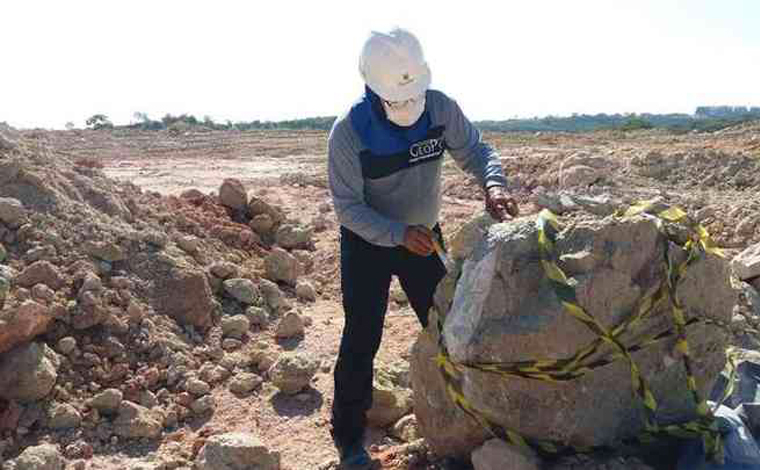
[
  {"left": 441, "top": 96, "right": 507, "bottom": 189},
  {"left": 328, "top": 119, "right": 408, "bottom": 247}
]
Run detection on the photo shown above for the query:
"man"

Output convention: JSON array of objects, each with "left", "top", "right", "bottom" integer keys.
[{"left": 328, "top": 28, "right": 517, "bottom": 468}]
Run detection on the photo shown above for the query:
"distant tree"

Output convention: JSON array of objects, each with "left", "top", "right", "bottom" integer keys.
[
  {"left": 619, "top": 117, "right": 654, "bottom": 131},
  {"left": 85, "top": 114, "right": 113, "bottom": 130},
  {"left": 133, "top": 112, "right": 150, "bottom": 123},
  {"left": 65, "top": 122, "right": 76, "bottom": 130}
]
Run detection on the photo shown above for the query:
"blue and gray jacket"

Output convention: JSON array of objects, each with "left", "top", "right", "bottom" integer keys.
[{"left": 328, "top": 87, "right": 507, "bottom": 247}]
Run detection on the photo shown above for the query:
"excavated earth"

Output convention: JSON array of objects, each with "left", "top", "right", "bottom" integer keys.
[{"left": 0, "top": 123, "right": 759, "bottom": 470}]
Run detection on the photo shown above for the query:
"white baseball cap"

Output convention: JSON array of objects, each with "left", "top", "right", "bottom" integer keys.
[{"left": 359, "top": 28, "right": 432, "bottom": 102}]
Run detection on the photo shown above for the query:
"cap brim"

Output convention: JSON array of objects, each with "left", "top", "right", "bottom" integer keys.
[{"left": 372, "top": 63, "right": 431, "bottom": 102}]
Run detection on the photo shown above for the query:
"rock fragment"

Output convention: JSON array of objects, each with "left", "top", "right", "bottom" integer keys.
[
  {"left": 0, "top": 342, "right": 59, "bottom": 402},
  {"left": 733, "top": 242, "right": 760, "bottom": 280},
  {"left": 265, "top": 247, "right": 299, "bottom": 286},
  {"left": 195, "top": 432, "right": 280, "bottom": 470},
  {"left": 219, "top": 178, "right": 248, "bottom": 211},
  {"left": 269, "top": 352, "right": 319, "bottom": 394},
  {"left": 471, "top": 439, "right": 541, "bottom": 470}
]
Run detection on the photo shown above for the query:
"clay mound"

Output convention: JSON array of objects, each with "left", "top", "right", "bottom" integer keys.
[{"left": 411, "top": 209, "right": 737, "bottom": 458}]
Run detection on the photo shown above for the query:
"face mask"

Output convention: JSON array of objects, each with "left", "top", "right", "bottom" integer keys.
[{"left": 382, "top": 94, "right": 426, "bottom": 127}]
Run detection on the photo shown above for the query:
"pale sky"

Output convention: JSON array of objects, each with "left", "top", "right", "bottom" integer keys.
[{"left": 2, "top": 0, "right": 759, "bottom": 129}]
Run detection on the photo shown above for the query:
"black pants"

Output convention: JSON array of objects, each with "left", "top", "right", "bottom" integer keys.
[{"left": 331, "top": 225, "right": 447, "bottom": 447}]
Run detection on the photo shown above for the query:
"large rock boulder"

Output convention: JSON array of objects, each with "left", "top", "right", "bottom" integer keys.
[
  {"left": 195, "top": 432, "right": 280, "bottom": 470},
  {"left": 411, "top": 213, "right": 736, "bottom": 458},
  {"left": 0, "top": 300, "right": 54, "bottom": 353},
  {"left": 0, "top": 342, "right": 60, "bottom": 402}
]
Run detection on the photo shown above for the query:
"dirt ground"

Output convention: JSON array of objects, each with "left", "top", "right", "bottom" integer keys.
[{"left": 5, "top": 124, "right": 760, "bottom": 469}]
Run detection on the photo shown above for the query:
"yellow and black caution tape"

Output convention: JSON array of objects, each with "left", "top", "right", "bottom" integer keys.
[{"left": 434, "top": 200, "right": 740, "bottom": 463}]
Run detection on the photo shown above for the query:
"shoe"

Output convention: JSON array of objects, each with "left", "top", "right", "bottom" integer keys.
[{"left": 338, "top": 441, "right": 372, "bottom": 469}]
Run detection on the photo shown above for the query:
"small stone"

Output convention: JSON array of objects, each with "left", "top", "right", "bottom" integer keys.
[
  {"left": 195, "top": 432, "right": 280, "bottom": 470},
  {"left": 0, "top": 300, "right": 54, "bottom": 354},
  {"left": 295, "top": 281, "right": 317, "bottom": 302},
  {"left": 0, "top": 197, "right": 27, "bottom": 228},
  {"left": 185, "top": 378, "right": 211, "bottom": 397},
  {"left": 83, "top": 241, "right": 126, "bottom": 262},
  {"left": 31, "top": 283, "right": 55, "bottom": 303},
  {"left": 251, "top": 350, "right": 277, "bottom": 373},
  {"left": 219, "top": 178, "right": 248, "bottom": 211},
  {"left": 4, "top": 443, "right": 64, "bottom": 470},
  {"left": 177, "top": 235, "right": 200, "bottom": 254},
  {"left": 736, "top": 217, "right": 758, "bottom": 239},
  {"left": 24, "top": 245, "right": 56, "bottom": 263},
  {"left": 471, "top": 439, "right": 541, "bottom": 470},
  {"left": 222, "top": 338, "right": 242, "bottom": 351},
  {"left": 275, "top": 311, "right": 305, "bottom": 339},
  {"left": 56, "top": 337, "right": 77, "bottom": 355},
  {"left": 191, "top": 395, "right": 215, "bottom": 415},
  {"left": 127, "top": 301, "right": 145, "bottom": 322},
  {"left": 223, "top": 278, "right": 259, "bottom": 304},
  {"left": 229, "top": 373, "right": 263, "bottom": 395},
  {"left": 15, "top": 261, "right": 66, "bottom": 290},
  {"left": 221, "top": 315, "right": 250, "bottom": 339},
  {"left": 180, "top": 188, "right": 205, "bottom": 199},
  {"left": 389, "top": 284, "right": 408, "bottom": 305},
  {"left": 142, "top": 231, "right": 169, "bottom": 248},
  {"left": 275, "top": 223, "right": 313, "bottom": 250},
  {"left": 219, "top": 354, "right": 242, "bottom": 371},
  {"left": 63, "top": 441, "right": 94, "bottom": 460},
  {"left": 199, "top": 363, "right": 230, "bottom": 384},
  {"left": 733, "top": 243, "right": 760, "bottom": 280},
  {"left": 390, "top": 415, "right": 421, "bottom": 443},
  {"left": 249, "top": 214, "right": 275, "bottom": 235},
  {"left": 89, "top": 388, "right": 123, "bottom": 414},
  {"left": 265, "top": 247, "right": 299, "bottom": 286},
  {"left": 291, "top": 250, "right": 314, "bottom": 274},
  {"left": 79, "top": 273, "right": 103, "bottom": 293},
  {"left": 113, "top": 401, "right": 163, "bottom": 438},
  {"left": 367, "top": 383, "right": 413, "bottom": 428},
  {"left": 47, "top": 402, "right": 82, "bottom": 430},
  {"left": 0, "top": 342, "right": 59, "bottom": 402},
  {"left": 139, "top": 390, "right": 158, "bottom": 409},
  {"left": 269, "top": 352, "right": 319, "bottom": 394},
  {"left": 246, "top": 306, "right": 270, "bottom": 328},
  {"left": 258, "top": 279, "right": 289, "bottom": 313},
  {"left": 209, "top": 261, "right": 239, "bottom": 280}
]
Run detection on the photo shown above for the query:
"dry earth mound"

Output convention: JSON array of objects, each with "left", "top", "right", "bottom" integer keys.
[{"left": 0, "top": 129, "right": 320, "bottom": 469}]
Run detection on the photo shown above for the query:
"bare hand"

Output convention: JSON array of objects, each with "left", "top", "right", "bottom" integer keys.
[
  {"left": 403, "top": 225, "right": 435, "bottom": 256},
  {"left": 485, "top": 186, "right": 519, "bottom": 222}
]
